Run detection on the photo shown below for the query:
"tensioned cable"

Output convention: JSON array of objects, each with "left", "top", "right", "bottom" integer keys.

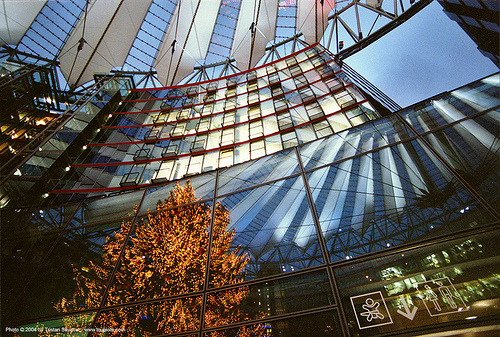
[
  {"left": 1, "top": 0, "right": 12, "bottom": 44},
  {"left": 164, "top": 0, "right": 182, "bottom": 84},
  {"left": 169, "top": 0, "right": 204, "bottom": 86},
  {"left": 148, "top": 0, "right": 179, "bottom": 71},
  {"left": 247, "top": 0, "right": 262, "bottom": 68},
  {"left": 64, "top": 0, "right": 89, "bottom": 91}
]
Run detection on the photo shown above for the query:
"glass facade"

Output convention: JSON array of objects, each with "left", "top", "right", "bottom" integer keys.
[
  {"left": 1, "top": 44, "right": 499, "bottom": 336},
  {"left": 438, "top": 0, "right": 499, "bottom": 68}
]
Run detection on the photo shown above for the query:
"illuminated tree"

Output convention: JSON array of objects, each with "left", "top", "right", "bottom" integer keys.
[{"left": 56, "top": 182, "right": 264, "bottom": 335}]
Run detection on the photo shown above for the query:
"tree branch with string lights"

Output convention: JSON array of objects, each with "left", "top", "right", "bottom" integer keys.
[{"left": 55, "top": 182, "right": 265, "bottom": 336}]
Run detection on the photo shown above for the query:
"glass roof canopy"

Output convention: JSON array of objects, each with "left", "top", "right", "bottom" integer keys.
[{"left": 1, "top": 0, "right": 431, "bottom": 90}]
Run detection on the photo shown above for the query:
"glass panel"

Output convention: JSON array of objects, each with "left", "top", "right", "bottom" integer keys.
[
  {"left": 171, "top": 156, "right": 190, "bottom": 180},
  {"left": 162, "top": 140, "right": 180, "bottom": 157},
  {"left": 218, "top": 149, "right": 299, "bottom": 195},
  {"left": 202, "top": 151, "right": 219, "bottom": 173},
  {"left": 399, "top": 82, "right": 499, "bottom": 136},
  {"left": 197, "top": 117, "right": 210, "bottom": 132},
  {"left": 192, "top": 134, "right": 208, "bottom": 152},
  {"left": 1, "top": 204, "right": 80, "bottom": 237},
  {"left": 265, "top": 134, "right": 283, "bottom": 154},
  {"left": 7, "top": 312, "right": 96, "bottom": 336},
  {"left": 307, "top": 139, "right": 497, "bottom": 262},
  {"left": 234, "top": 142, "right": 250, "bottom": 164},
  {"left": 187, "top": 155, "right": 203, "bottom": 175},
  {"left": 401, "top": 103, "right": 450, "bottom": 134},
  {"left": 140, "top": 174, "right": 216, "bottom": 213},
  {"left": 334, "top": 90, "right": 355, "bottom": 109},
  {"left": 222, "top": 111, "right": 235, "bottom": 126},
  {"left": 295, "top": 124, "right": 317, "bottom": 145},
  {"left": 220, "top": 128, "right": 234, "bottom": 147},
  {"left": 219, "top": 148, "right": 234, "bottom": 168},
  {"left": 153, "top": 160, "right": 175, "bottom": 182},
  {"left": 250, "top": 139, "right": 265, "bottom": 159},
  {"left": 299, "top": 116, "right": 415, "bottom": 172},
  {"left": 423, "top": 111, "right": 500, "bottom": 207},
  {"left": 450, "top": 75, "right": 500, "bottom": 112},
  {"left": 96, "top": 296, "right": 202, "bottom": 335},
  {"left": 299, "top": 131, "right": 353, "bottom": 171},
  {"left": 235, "top": 122, "right": 249, "bottom": 143},
  {"left": 83, "top": 188, "right": 145, "bottom": 225},
  {"left": 108, "top": 192, "right": 212, "bottom": 304},
  {"left": 334, "top": 229, "right": 500, "bottom": 336},
  {"left": 206, "top": 270, "right": 333, "bottom": 328},
  {"left": 214, "top": 176, "right": 324, "bottom": 284},
  {"left": 2, "top": 226, "right": 61, "bottom": 322},
  {"left": 357, "top": 115, "right": 414, "bottom": 144},
  {"left": 249, "top": 120, "right": 263, "bottom": 139},
  {"left": 203, "top": 310, "right": 343, "bottom": 337},
  {"left": 2, "top": 221, "right": 122, "bottom": 322},
  {"left": 282, "top": 130, "right": 298, "bottom": 148},
  {"left": 313, "top": 120, "right": 332, "bottom": 137}
]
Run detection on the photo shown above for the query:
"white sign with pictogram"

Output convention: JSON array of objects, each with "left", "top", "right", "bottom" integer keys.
[
  {"left": 350, "top": 291, "right": 393, "bottom": 329},
  {"left": 415, "top": 277, "right": 468, "bottom": 317}
]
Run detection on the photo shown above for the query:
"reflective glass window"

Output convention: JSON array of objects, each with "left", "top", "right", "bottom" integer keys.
[
  {"left": 214, "top": 176, "right": 325, "bottom": 283},
  {"left": 334, "top": 229, "right": 500, "bottom": 336},
  {"left": 422, "top": 111, "right": 500, "bottom": 207},
  {"left": 206, "top": 270, "right": 333, "bottom": 327},
  {"left": 218, "top": 149, "right": 300, "bottom": 195},
  {"left": 108, "top": 199, "right": 214, "bottom": 304},
  {"left": 3, "top": 221, "right": 123, "bottom": 322},
  {"left": 96, "top": 296, "right": 202, "bottom": 335},
  {"left": 203, "top": 310, "right": 343, "bottom": 337},
  {"left": 306, "top": 139, "right": 497, "bottom": 262}
]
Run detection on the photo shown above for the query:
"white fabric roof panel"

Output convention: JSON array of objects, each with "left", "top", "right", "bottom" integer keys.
[
  {"left": 154, "top": 0, "right": 222, "bottom": 86},
  {"left": 231, "top": 0, "right": 278, "bottom": 71},
  {"left": 5, "top": 0, "right": 430, "bottom": 89},
  {"left": 297, "top": 0, "right": 335, "bottom": 45},
  {"left": 0, "top": 0, "right": 47, "bottom": 46},
  {"left": 59, "top": 0, "right": 152, "bottom": 88}
]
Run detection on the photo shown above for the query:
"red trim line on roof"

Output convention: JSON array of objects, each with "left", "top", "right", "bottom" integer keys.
[
  {"left": 86, "top": 83, "right": 355, "bottom": 147},
  {"left": 70, "top": 97, "right": 366, "bottom": 169},
  {"left": 131, "top": 43, "right": 320, "bottom": 92},
  {"left": 124, "top": 47, "right": 329, "bottom": 104},
  {"left": 99, "top": 72, "right": 346, "bottom": 138}
]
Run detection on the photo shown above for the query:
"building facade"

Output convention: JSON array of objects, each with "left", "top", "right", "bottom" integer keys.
[
  {"left": 438, "top": 0, "right": 499, "bottom": 68},
  {"left": 1, "top": 39, "right": 499, "bottom": 335},
  {"left": 1, "top": 0, "right": 500, "bottom": 336}
]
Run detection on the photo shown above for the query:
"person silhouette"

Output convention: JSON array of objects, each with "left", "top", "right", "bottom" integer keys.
[
  {"left": 424, "top": 285, "right": 441, "bottom": 311},
  {"left": 438, "top": 283, "right": 457, "bottom": 309}
]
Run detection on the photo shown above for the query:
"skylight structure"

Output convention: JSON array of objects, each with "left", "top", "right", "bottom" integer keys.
[{"left": 2, "top": 0, "right": 432, "bottom": 88}]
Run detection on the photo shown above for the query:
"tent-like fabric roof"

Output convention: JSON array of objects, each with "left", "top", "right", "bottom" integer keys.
[{"left": 1, "top": 0, "right": 426, "bottom": 88}]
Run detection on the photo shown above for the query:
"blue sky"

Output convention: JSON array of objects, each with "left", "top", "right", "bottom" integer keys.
[{"left": 345, "top": 1, "right": 498, "bottom": 108}]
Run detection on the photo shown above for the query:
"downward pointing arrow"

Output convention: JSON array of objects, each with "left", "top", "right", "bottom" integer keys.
[{"left": 397, "top": 297, "right": 418, "bottom": 320}]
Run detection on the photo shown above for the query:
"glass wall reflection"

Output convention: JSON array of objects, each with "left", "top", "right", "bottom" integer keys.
[
  {"left": 215, "top": 176, "right": 324, "bottom": 283},
  {"left": 306, "top": 137, "right": 496, "bottom": 261},
  {"left": 334, "top": 229, "right": 500, "bottom": 336},
  {"left": 2, "top": 72, "right": 498, "bottom": 336}
]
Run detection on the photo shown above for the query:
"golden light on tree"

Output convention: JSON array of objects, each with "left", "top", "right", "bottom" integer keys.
[{"left": 56, "top": 182, "right": 264, "bottom": 335}]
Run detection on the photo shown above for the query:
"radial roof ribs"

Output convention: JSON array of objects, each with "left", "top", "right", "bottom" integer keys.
[{"left": 2, "top": 0, "right": 431, "bottom": 89}]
